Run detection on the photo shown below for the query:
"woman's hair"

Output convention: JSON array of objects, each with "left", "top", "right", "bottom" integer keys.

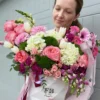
[{"left": 54, "top": 0, "right": 83, "bottom": 29}]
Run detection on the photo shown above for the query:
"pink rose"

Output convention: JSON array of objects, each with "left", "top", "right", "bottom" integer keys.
[
  {"left": 92, "top": 46, "right": 98, "bottom": 58},
  {"left": 4, "top": 20, "right": 17, "bottom": 33},
  {"left": 14, "top": 24, "right": 25, "bottom": 35},
  {"left": 70, "top": 26, "right": 80, "bottom": 34},
  {"left": 73, "top": 36, "right": 82, "bottom": 45},
  {"left": 42, "top": 46, "right": 60, "bottom": 61},
  {"left": 43, "top": 69, "right": 52, "bottom": 76},
  {"left": 15, "top": 32, "right": 29, "bottom": 45},
  {"left": 78, "top": 54, "right": 88, "bottom": 67},
  {"left": 5, "top": 31, "right": 18, "bottom": 44},
  {"left": 14, "top": 50, "right": 28, "bottom": 63},
  {"left": 31, "top": 48, "right": 38, "bottom": 55},
  {"left": 53, "top": 70, "right": 61, "bottom": 78},
  {"left": 51, "top": 64, "right": 58, "bottom": 73}
]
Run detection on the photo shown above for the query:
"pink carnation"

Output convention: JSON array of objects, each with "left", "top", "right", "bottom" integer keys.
[
  {"left": 73, "top": 36, "right": 82, "bottom": 45},
  {"left": 42, "top": 46, "right": 60, "bottom": 62},
  {"left": 5, "top": 31, "right": 18, "bottom": 44},
  {"left": 4, "top": 20, "right": 17, "bottom": 33},
  {"left": 15, "top": 32, "right": 29, "bottom": 45},
  {"left": 31, "top": 26, "right": 46, "bottom": 35},
  {"left": 31, "top": 48, "right": 38, "bottom": 55},
  {"left": 14, "top": 24, "right": 25, "bottom": 35},
  {"left": 78, "top": 54, "right": 88, "bottom": 68},
  {"left": 70, "top": 26, "right": 80, "bottom": 34},
  {"left": 14, "top": 50, "right": 28, "bottom": 63}
]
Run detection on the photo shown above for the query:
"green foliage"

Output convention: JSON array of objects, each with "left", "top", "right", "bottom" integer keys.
[
  {"left": 19, "top": 41, "right": 27, "bottom": 50},
  {"left": 6, "top": 52, "right": 15, "bottom": 59},
  {"left": 43, "top": 36, "right": 59, "bottom": 47},
  {"left": 15, "top": 10, "right": 35, "bottom": 26},
  {"left": 35, "top": 55, "right": 55, "bottom": 69},
  {"left": 75, "top": 44, "right": 83, "bottom": 55}
]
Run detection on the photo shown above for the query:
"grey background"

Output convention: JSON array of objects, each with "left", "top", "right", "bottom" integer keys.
[{"left": 0, "top": 0, "right": 100, "bottom": 100}]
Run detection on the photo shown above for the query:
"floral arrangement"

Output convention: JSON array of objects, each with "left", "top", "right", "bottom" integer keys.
[{"left": 0, "top": 10, "right": 100, "bottom": 98}]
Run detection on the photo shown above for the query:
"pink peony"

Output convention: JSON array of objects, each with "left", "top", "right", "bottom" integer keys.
[
  {"left": 70, "top": 26, "right": 80, "bottom": 34},
  {"left": 31, "top": 26, "right": 46, "bottom": 35},
  {"left": 78, "top": 54, "right": 88, "bottom": 67},
  {"left": 92, "top": 46, "right": 98, "bottom": 58},
  {"left": 42, "top": 46, "right": 60, "bottom": 62},
  {"left": 4, "top": 20, "right": 17, "bottom": 33},
  {"left": 15, "top": 32, "right": 29, "bottom": 45},
  {"left": 14, "top": 24, "right": 25, "bottom": 35},
  {"left": 50, "top": 64, "right": 58, "bottom": 73},
  {"left": 14, "top": 50, "right": 28, "bottom": 63},
  {"left": 5, "top": 31, "right": 18, "bottom": 44},
  {"left": 73, "top": 36, "right": 82, "bottom": 45},
  {"left": 43, "top": 69, "right": 52, "bottom": 76},
  {"left": 53, "top": 70, "right": 61, "bottom": 78}
]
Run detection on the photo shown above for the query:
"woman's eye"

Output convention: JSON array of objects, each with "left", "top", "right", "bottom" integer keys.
[{"left": 55, "top": 8, "right": 60, "bottom": 11}]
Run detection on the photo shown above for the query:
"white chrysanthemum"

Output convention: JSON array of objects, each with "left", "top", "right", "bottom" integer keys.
[
  {"left": 60, "top": 42, "right": 79, "bottom": 65},
  {"left": 25, "top": 35, "right": 46, "bottom": 51}
]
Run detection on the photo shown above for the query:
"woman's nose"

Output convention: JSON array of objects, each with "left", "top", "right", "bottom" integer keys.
[{"left": 58, "top": 10, "right": 64, "bottom": 18}]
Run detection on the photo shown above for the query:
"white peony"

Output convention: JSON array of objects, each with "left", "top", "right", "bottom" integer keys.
[
  {"left": 3, "top": 41, "right": 13, "bottom": 48},
  {"left": 60, "top": 42, "right": 79, "bottom": 65},
  {"left": 11, "top": 46, "right": 19, "bottom": 53}
]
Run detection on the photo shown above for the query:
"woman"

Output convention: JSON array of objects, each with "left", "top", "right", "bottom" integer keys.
[{"left": 20, "top": 0, "right": 96, "bottom": 100}]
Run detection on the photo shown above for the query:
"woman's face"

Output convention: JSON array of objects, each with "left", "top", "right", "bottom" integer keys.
[{"left": 53, "top": 0, "right": 79, "bottom": 29}]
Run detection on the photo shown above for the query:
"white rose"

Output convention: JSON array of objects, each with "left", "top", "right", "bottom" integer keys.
[
  {"left": 58, "top": 27, "right": 66, "bottom": 37},
  {"left": 11, "top": 46, "right": 19, "bottom": 53},
  {"left": 24, "top": 21, "right": 32, "bottom": 33},
  {"left": 59, "top": 39, "right": 67, "bottom": 49},
  {"left": 3, "top": 41, "right": 13, "bottom": 48}
]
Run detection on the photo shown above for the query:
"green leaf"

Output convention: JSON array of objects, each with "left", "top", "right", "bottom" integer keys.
[
  {"left": 6, "top": 52, "right": 15, "bottom": 59},
  {"left": 35, "top": 55, "right": 55, "bottom": 69},
  {"left": 13, "top": 65, "right": 20, "bottom": 71},
  {"left": 10, "top": 68, "right": 12, "bottom": 71},
  {"left": 19, "top": 42, "right": 27, "bottom": 50},
  {"left": 43, "top": 36, "right": 59, "bottom": 47},
  {"left": 75, "top": 44, "right": 83, "bottom": 55},
  {"left": 15, "top": 10, "right": 35, "bottom": 26}
]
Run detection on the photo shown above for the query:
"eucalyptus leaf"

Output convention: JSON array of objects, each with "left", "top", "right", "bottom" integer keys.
[{"left": 6, "top": 52, "right": 15, "bottom": 59}]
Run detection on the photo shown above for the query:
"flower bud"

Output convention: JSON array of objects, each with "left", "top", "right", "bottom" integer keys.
[
  {"left": 24, "top": 21, "right": 31, "bottom": 33},
  {"left": 3, "top": 41, "right": 13, "bottom": 48},
  {"left": 11, "top": 46, "right": 19, "bottom": 53}
]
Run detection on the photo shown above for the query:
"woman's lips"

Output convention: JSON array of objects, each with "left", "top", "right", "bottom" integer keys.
[{"left": 56, "top": 19, "right": 64, "bottom": 23}]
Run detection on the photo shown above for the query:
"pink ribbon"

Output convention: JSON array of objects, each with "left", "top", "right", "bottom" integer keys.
[{"left": 17, "top": 72, "right": 34, "bottom": 100}]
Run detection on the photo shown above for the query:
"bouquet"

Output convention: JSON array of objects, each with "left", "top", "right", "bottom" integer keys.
[{"left": 0, "top": 10, "right": 100, "bottom": 100}]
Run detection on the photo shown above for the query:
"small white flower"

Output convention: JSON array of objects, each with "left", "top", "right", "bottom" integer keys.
[
  {"left": 11, "top": 46, "right": 19, "bottom": 53},
  {"left": 24, "top": 21, "right": 32, "bottom": 33},
  {"left": 3, "top": 41, "right": 13, "bottom": 48}
]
